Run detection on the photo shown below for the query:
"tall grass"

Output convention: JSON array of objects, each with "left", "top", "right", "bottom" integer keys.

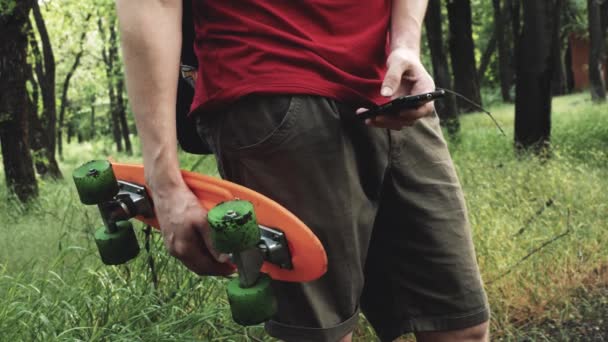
[{"left": 0, "top": 93, "right": 606, "bottom": 341}]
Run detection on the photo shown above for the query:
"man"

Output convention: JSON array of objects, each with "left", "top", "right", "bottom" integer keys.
[{"left": 116, "top": 1, "right": 490, "bottom": 341}]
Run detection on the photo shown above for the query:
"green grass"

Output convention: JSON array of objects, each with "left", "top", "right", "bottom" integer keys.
[{"left": 0, "top": 92, "right": 607, "bottom": 341}]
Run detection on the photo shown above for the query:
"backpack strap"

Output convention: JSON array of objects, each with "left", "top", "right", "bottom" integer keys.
[{"left": 176, "top": 0, "right": 213, "bottom": 155}]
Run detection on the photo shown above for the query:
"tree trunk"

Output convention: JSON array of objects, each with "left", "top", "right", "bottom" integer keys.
[
  {"left": 58, "top": 16, "right": 90, "bottom": 159},
  {"left": 0, "top": 0, "right": 39, "bottom": 202},
  {"left": 67, "top": 122, "right": 73, "bottom": 144},
  {"left": 57, "top": 54, "right": 81, "bottom": 159},
  {"left": 493, "top": 0, "right": 514, "bottom": 101},
  {"left": 510, "top": 0, "right": 521, "bottom": 90},
  {"left": 99, "top": 16, "right": 124, "bottom": 152},
  {"left": 109, "top": 85, "right": 123, "bottom": 152},
  {"left": 564, "top": 40, "right": 575, "bottom": 93},
  {"left": 514, "top": 0, "right": 560, "bottom": 153},
  {"left": 477, "top": 29, "right": 497, "bottom": 85},
  {"left": 30, "top": 3, "right": 62, "bottom": 179},
  {"left": 425, "top": 0, "right": 460, "bottom": 136},
  {"left": 552, "top": 0, "right": 566, "bottom": 97},
  {"left": 90, "top": 103, "right": 96, "bottom": 139},
  {"left": 32, "top": 3, "right": 57, "bottom": 154},
  {"left": 116, "top": 75, "right": 132, "bottom": 154},
  {"left": 588, "top": 0, "right": 607, "bottom": 101},
  {"left": 447, "top": 0, "right": 482, "bottom": 112}
]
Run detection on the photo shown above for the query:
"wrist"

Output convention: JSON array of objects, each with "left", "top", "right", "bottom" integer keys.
[
  {"left": 387, "top": 47, "right": 423, "bottom": 67},
  {"left": 143, "top": 150, "right": 184, "bottom": 194},
  {"left": 390, "top": 44, "right": 420, "bottom": 58},
  {"left": 390, "top": 16, "right": 423, "bottom": 56}
]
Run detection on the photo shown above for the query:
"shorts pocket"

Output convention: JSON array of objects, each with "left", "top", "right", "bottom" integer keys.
[{"left": 219, "top": 95, "right": 300, "bottom": 153}]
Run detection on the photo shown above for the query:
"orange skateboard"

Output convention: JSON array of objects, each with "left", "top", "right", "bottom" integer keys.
[{"left": 72, "top": 160, "right": 327, "bottom": 325}]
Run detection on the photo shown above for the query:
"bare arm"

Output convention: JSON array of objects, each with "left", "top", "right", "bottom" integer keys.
[
  {"left": 389, "top": 0, "right": 428, "bottom": 57},
  {"left": 116, "top": 0, "right": 231, "bottom": 275},
  {"left": 362, "top": 0, "right": 435, "bottom": 130},
  {"left": 116, "top": 0, "right": 182, "bottom": 190}
]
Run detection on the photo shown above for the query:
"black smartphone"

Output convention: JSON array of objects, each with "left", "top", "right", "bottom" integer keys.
[{"left": 358, "top": 89, "right": 446, "bottom": 120}]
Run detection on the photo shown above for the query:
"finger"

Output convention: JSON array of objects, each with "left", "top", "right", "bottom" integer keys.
[
  {"left": 164, "top": 230, "right": 235, "bottom": 276},
  {"left": 196, "top": 222, "right": 230, "bottom": 263},
  {"left": 381, "top": 58, "right": 411, "bottom": 98},
  {"left": 397, "top": 105, "right": 433, "bottom": 122}
]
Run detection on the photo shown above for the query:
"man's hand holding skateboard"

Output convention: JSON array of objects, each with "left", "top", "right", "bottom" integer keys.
[{"left": 149, "top": 181, "right": 233, "bottom": 276}]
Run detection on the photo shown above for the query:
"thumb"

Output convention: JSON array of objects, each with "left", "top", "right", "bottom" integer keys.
[{"left": 381, "top": 60, "right": 407, "bottom": 97}]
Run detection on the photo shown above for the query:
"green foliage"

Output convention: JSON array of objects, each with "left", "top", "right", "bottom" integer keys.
[
  {"left": 564, "top": 0, "right": 589, "bottom": 36},
  {"left": 0, "top": 0, "right": 16, "bottom": 16}
]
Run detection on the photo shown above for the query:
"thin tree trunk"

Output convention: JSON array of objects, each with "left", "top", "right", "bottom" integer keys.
[
  {"left": 99, "top": 16, "right": 123, "bottom": 152},
  {"left": 477, "top": 29, "right": 497, "bottom": 85},
  {"left": 116, "top": 75, "right": 132, "bottom": 154},
  {"left": 32, "top": 2, "right": 56, "bottom": 154},
  {"left": 564, "top": 40, "right": 575, "bottom": 93},
  {"left": 552, "top": 0, "right": 566, "bottom": 97},
  {"left": 0, "top": 0, "right": 39, "bottom": 201},
  {"left": 90, "top": 102, "right": 96, "bottom": 139},
  {"left": 447, "top": 0, "right": 482, "bottom": 112},
  {"left": 58, "top": 14, "right": 90, "bottom": 159},
  {"left": 67, "top": 122, "right": 73, "bottom": 144},
  {"left": 109, "top": 85, "right": 123, "bottom": 152},
  {"left": 510, "top": 0, "right": 521, "bottom": 90},
  {"left": 493, "top": 0, "right": 514, "bottom": 101},
  {"left": 425, "top": 0, "right": 460, "bottom": 136},
  {"left": 588, "top": 0, "right": 607, "bottom": 101},
  {"left": 30, "top": 3, "right": 62, "bottom": 179},
  {"left": 514, "top": 0, "right": 560, "bottom": 153}
]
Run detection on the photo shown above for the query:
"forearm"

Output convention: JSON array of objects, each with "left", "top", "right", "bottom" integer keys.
[
  {"left": 116, "top": 0, "right": 183, "bottom": 191},
  {"left": 390, "top": 0, "right": 429, "bottom": 55}
]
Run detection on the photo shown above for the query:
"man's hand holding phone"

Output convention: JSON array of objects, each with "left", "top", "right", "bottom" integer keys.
[{"left": 358, "top": 48, "right": 437, "bottom": 130}]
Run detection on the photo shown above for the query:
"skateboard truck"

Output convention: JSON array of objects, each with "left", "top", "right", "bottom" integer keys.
[{"left": 97, "top": 181, "right": 155, "bottom": 232}]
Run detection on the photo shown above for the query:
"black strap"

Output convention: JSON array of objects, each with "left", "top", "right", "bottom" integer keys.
[{"left": 176, "top": 0, "right": 212, "bottom": 155}]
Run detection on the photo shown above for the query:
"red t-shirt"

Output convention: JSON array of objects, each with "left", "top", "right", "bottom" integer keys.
[{"left": 191, "top": 1, "right": 390, "bottom": 114}]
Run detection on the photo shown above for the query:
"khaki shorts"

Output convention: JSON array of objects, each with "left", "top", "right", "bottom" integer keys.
[{"left": 196, "top": 95, "right": 489, "bottom": 342}]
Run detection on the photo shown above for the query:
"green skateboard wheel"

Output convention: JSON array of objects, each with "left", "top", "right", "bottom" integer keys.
[
  {"left": 94, "top": 221, "right": 140, "bottom": 265},
  {"left": 73, "top": 160, "right": 119, "bottom": 205},
  {"left": 226, "top": 274, "right": 277, "bottom": 326},
  {"left": 207, "top": 200, "right": 261, "bottom": 253}
]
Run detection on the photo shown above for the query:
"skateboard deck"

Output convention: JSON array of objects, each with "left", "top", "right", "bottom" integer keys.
[{"left": 111, "top": 162, "right": 327, "bottom": 283}]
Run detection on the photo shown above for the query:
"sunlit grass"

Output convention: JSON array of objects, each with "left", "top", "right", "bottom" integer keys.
[{"left": 0, "top": 92, "right": 606, "bottom": 340}]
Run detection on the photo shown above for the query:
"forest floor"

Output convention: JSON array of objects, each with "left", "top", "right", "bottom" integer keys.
[{"left": 511, "top": 285, "right": 607, "bottom": 341}]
